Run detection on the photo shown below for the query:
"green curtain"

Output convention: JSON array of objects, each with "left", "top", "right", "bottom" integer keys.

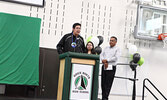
[{"left": 0, "top": 12, "right": 41, "bottom": 86}]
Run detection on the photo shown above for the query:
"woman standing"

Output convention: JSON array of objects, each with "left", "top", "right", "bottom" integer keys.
[{"left": 85, "top": 41, "right": 96, "bottom": 54}]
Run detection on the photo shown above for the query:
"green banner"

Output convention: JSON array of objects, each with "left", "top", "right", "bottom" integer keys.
[{"left": 0, "top": 12, "right": 41, "bottom": 85}]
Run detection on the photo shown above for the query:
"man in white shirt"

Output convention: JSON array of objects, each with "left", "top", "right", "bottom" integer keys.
[{"left": 100, "top": 36, "right": 121, "bottom": 100}]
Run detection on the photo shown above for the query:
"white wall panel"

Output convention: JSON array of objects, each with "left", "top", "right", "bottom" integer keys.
[
  {"left": 0, "top": 0, "right": 167, "bottom": 99},
  {"left": 0, "top": 1, "right": 30, "bottom": 16}
]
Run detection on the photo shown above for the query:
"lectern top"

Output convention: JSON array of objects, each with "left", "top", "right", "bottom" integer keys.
[{"left": 59, "top": 52, "right": 99, "bottom": 60}]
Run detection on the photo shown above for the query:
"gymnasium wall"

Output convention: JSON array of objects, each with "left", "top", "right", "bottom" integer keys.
[{"left": 0, "top": 0, "right": 167, "bottom": 99}]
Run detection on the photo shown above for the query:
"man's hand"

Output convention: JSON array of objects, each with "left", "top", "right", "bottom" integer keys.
[
  {"left": 104, "top": 63, "right": 108, "bottom": 69},
  {"left": 102, "top": 59, "right": 108, "bottom": 64}
]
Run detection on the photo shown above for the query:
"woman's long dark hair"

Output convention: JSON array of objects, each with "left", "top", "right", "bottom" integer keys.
[{"left": 85, "top": 41, "right": 96, "bottom": 54}]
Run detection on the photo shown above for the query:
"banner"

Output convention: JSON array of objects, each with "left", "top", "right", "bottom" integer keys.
[
  {"left": 69, "top": 63, "right": 93, "bottom": 100},
  {"left": 0, "top": 12, "right": 41, "bottom": 85}
]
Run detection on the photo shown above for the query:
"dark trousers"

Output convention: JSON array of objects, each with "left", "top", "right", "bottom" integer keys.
[{"left": 101, "top": 65, "right": 116, "bottom": 100}]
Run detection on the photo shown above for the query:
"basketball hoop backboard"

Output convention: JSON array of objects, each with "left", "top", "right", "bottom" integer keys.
[{"left": 134, "top": 4, "right": 167, "bottom": 40}]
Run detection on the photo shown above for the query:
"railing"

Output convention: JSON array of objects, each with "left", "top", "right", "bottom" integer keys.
[{"left": 142, "top": 78, "right": 167, "bottom": 100}]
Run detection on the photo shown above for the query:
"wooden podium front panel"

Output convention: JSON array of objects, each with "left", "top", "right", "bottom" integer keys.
[
  {"left": 71, "top": 58, "right": 95, "bottom": 65},
  {"left": 57, "top": 59, "right": 65, "bottom": 100},
  {"left": 57, "top": 52, "right": 99, "bottom": 100}
]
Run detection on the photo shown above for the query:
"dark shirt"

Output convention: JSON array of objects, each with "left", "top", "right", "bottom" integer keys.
[{"left": 56, "top": 33, "right": 85, "bottom": 54}]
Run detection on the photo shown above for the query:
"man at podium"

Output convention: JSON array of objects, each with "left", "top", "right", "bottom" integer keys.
[
  {"left": 100, "top": 36, "right": 121, "bottom": 100},
  {"left": 56, "top": 23, "right": 85, "bottom": 54}
]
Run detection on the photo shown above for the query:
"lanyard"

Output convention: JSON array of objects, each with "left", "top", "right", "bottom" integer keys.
[
  {"left": 72, "top": 32, "right": 77, "bottom": 43},
  {"left": 71, "top": 32, "right": 77, "bottom": 48}
]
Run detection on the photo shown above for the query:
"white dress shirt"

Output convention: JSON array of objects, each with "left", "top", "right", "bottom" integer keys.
[{"left": 100, "top": 46, "right": 121, "bottom": 66}]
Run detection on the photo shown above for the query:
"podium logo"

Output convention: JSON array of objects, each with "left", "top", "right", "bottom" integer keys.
[{"left": 75, "top": 75, "right": 88, "bottom": 90}]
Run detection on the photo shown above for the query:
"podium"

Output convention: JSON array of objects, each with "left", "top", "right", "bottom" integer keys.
[{"left": 57, "top": 52, "right": 100, "bottom": 100}]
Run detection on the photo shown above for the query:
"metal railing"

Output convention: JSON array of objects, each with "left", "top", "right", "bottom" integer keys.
[{"left": 142, "top": 78, "right": 167, "bottom": 100}]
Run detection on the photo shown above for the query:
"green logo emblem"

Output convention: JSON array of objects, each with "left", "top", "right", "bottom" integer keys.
[{"left": 75, "top": 75, "right": 88, "bottom": 90}]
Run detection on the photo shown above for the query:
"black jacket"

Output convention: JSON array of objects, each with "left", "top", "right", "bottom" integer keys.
[{"left": 56, "top": 33, "right": 85, "bottom": 54}]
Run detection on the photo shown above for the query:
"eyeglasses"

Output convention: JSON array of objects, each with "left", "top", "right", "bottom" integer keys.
[{"left": 110, "top": 40, "right": 116, "bottom": 42}]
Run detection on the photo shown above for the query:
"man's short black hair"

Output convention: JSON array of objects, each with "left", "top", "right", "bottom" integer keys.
[
  {"left": 73, "top": 23, "right": 81, "bottom": 29},
  {"left": 110, "top": 36, "right": 117, "bottom": 41}
]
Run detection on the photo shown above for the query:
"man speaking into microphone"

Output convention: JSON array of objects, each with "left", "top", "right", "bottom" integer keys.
[{"left": 57, "top": 23, "right": 85, "bottom": 54}]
